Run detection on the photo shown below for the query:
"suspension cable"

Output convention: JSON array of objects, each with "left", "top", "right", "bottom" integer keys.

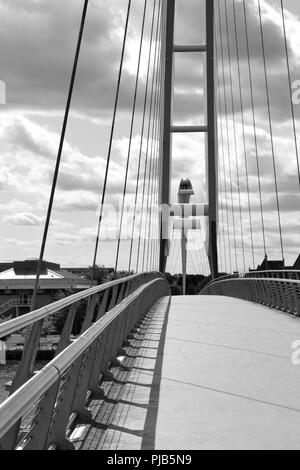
[
  {"left": 257, "top": 0, "right": 285, "bottom": 263},
  {"left": 217, "top": 0, "right": 237, "bottom": 272},
  {"left": 128, "top": 0, "right": 158, "bottom": 272},
  {"left": 145, "top": 29, "right": 164, "bottom": 271},
  {"left": 30, "top": 0, "right": 89, "bottom": 310},
  {"left": 280, "top": 0, "right": 300, "bottom": 190},
  {"left": 215, "top": 22, "right": 232, "bottom": 274},
  {"left": 149, "top": 20, "right": 165, "bottom": 272},
  {"left": 90, "top": 0, "right": 132, "bottom": 283},
  {"left": 224, "top": 0, "right": 246, "bottom": 273},
  {"left": 114, "top": 0, "right": 148, "bottom": 272},
  {"left": 215, "top": 27, "right": 228, "bottom": 274},
  {"left": 142, "top": 27, "right": 162, "bottom": 272},
  {"left": 232, "top": 0, "right": 255, "bottom": 270},
  {"left": 136, "top": 0, "right": 162, "bottom": 272},
  {"left": 242, "top": 0, "right": 267, "bottom": 258}
]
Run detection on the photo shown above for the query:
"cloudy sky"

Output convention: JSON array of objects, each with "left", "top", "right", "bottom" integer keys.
[{"left": 0, "top": 0, "right": 299, "bottom": 274}]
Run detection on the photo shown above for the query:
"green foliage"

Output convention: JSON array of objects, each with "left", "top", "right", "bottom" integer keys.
[
  {"left": 88, "top": 266, "right": 112, "bottom": 285},
  {"left": 105, "top": 270, "right": 134, "bottom": 282},
  {"left": 165, "top": 273, "right": 209, "bottom": 295}
]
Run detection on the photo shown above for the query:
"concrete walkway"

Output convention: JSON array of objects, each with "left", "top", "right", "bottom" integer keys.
[{"left": 75, "top": 296, "right": 300, "bottom": 450}]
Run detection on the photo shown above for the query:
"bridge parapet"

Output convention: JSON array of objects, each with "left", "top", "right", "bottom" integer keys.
[
  {"left": 201, "top": 274, "right": 300, "bottom": 317},
  {"left": 0, "top": 272, "right": 170, "bottom": 450},
  {"left": 244, "top": 270, "right": 300, "bottom": 280}
]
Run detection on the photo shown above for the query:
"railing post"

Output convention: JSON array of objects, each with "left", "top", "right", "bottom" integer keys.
[
  {"left": 95, "top": 288, "right": 110, "bottom": 321},
  {"left": 108, "top": 315, "right": 126, "bottom": 368},
  {"left": 45, "top": 357, "right": 84, "bottom": 450},
  {"left": 20, "top": 379, "right": 61, "bottom": 450},
  {"left": 98, "top": 325, "right": 116, "bottom": 379},
  {"left": 81, "top": 294, "right": 99, "bottom": 333},
  {"left": 123, "top": 280, "right": 131, "bottom": 299},
  {"left": 1, "top": 317, "right": 45, "bottom": 449},
  {"left": 89, "top": 328, "right": 112, "bottom": 394},
  {"left": 108, "top": 285, "right": 118, "bottom": 311},
  {"left": 70, "top": 338, "right": 102, "bottom": 423},
  {"left": 11, "top": 320, "right": 44, "bottom": 392},
  {"left": 117, "top": 282, "right": 126, "bottom": 304},
  {"left": 55, "top": 304, "right": 77, "bottom": 356}
]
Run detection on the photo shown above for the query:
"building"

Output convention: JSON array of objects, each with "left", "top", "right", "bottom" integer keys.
[
  {"left": 253, "top": 255, "right": 300, "bottom": 272},
  {"left": 256, "top": 256, "right": 285, "bottom": 271},
  {"left": 0, "top": 259, "right": 92, "bottom": 321},
  {"left": 0, "top": 263, "right": 13, "bottom": 273},
  {"left": 293, "top": 255, "right": 300, "bottom": 270}
]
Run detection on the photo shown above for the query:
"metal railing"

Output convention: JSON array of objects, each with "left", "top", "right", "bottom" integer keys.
[
  {"left": 0, "top": 272, "right": 170, "bottom": 450},
  {"left": 0, "top": 297, "right": 32, "bottom": 320},
  {"left": 244, "top": 270, "right": 300, "bottom": 280},
  {"left": 201, "top": 274, "right": 300, "bottom": 317}
]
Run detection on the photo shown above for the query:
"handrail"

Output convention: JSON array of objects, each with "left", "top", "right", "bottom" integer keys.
[
  {"left": 201, "top": 276, "right": 300, "bottom": 317},
  {"left": 0, "top": 272, "right": 170, "bottom": 450},
  {"left": 244, "top": 270, "right": 300, "bottom": 279},
  {"left": 203, "top": 276, "right": 300, "bottom": 287},
  {"left": 201, "top": 273, "right": 238, "bottom": 292},
  {"left": 202, "top": 270, "right": 300, "bottom": 293},
  {"left": 0, "top": 298, "right": 31, "bottom": 317},
  {"left": 0, "top": 279, "right": 162, "bottom": 440},
  {"left": 245, "top": 270, "right": 300, "bottom": 275},
  {"left": 0, "top": 272, "right": 159, "bottom": 339}
]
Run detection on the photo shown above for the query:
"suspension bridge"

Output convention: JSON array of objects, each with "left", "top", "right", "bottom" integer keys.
[{"left": 0, "top": 0, "right": 300, "bottom": 450}]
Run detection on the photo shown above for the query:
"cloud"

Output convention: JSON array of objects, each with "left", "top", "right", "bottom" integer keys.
[
  {"left": 0, "top": 0, "right": 299, "bottom": 271},
  {"left": 0, "top": 199, "right": 32, "bottom": 213},
  {"left": 0, "top": 0, "right": 154, "bottom": 116},
  {"left": 54, "top": 192, "right": 99, "bottom": 213},
  {"left": 51, "top": 232, "right": 81, "bottom": 247},
  {"left": 215, "top": 0, "right": 300, "bottom": 126},
  {"left": 3, "top": 212, "right": 45, "bottom": 227},
  {"left": 0, "top": 113, "right": 140, "bottom": 207}
]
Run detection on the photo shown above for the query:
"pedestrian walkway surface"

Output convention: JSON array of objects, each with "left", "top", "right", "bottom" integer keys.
[{"left": 72, "top": 295, "right": 300, "bottom": 450}]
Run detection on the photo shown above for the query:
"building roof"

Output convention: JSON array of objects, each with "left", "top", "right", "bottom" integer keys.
[
  {"left": 0, "top": 263, "right": 14, "bottom": 273},
  {"left": 0, "top": 268, "right": 64, "bottom": 281},
  {"left": 257, "top": 258, "right": 285, "bottom": 271},
  {"left": 0, "top": 260, "right": 92, "bottom": 290}
]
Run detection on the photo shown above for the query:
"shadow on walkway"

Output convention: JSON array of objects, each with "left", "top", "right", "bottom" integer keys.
[
  {"left": 141, "top": 297, "right": 171, "bottom": 450},
  {"left": 75, "top": 296, "right": 171, "bottom": 450}
]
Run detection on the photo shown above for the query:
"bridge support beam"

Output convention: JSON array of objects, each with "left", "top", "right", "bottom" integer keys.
[
  {"left": 159, "top": 0, "right": 218, "bottom": 278},
  {"left": 159, "top": 0, "right": 175, "bottom": 273},
  {"left": 206, "top": 0, "right": 218, "bottom": 279}
]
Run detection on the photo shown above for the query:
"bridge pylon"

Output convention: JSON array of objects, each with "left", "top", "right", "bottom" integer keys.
[{"left": 159, "top": 0, "right": 218, "bottom": 278}]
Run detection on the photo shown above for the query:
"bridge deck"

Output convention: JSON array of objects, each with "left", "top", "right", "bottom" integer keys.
[{"left": 73, "top": 296, "right": 300, "bottom": 450}]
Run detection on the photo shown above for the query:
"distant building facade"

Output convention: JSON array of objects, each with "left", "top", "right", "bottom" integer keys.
[
  {"left": 248, "top": 254, "right": 300, "bottom": 272},
  {"left": 0, "top": 259, "right": 92, "bottom": 321},
  {"left": 293, "top": 255, "right": 300, "bottom": 270},
  {"left": 257, "top": 256, "right": 285, "bottom": 271}
]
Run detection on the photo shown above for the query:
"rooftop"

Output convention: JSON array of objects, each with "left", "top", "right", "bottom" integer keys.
[{"left": 0, "top": 260, "right": 92, "bottom": 290}]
